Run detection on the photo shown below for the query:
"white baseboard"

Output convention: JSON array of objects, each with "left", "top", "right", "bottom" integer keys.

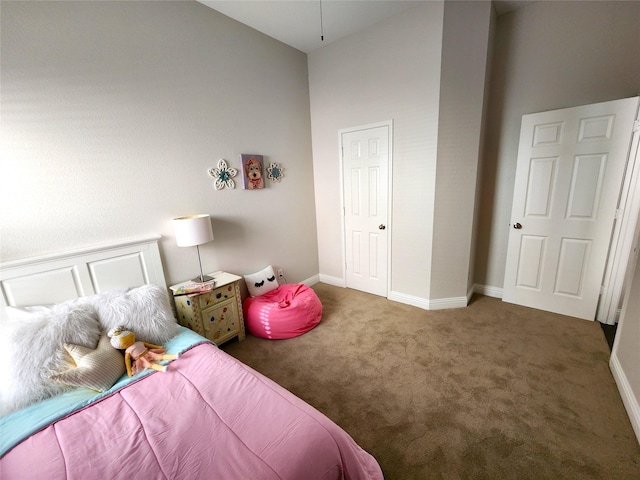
[
  {"left": 302, "top": 274, "right": 321, "bottom": 287},
  {"left": 318, "top": 274, "right": 345, "bottom": 288},
  {"left": 610, "top": 353, "right": 640, "bottom": 444},
  {"left": 428, "top": 295, "right": 469, "bottom": 310},
  {"left": 387, "top": 291, "right": 430, "bottom": 309},
  {"left": 389, "top": 283, "right": 505, "bottom": 310},
  {"left": 467, "top": 284, "right": 475, "bottom": 304},
  {"left": 315, "top": 277, "right": 504, "bottom": 310},
  {"left": 473, "top": 284, "right": 503, "bottom": 299},
  {"left": 388, "top": 291, "right": 468, "bottom": 310}
]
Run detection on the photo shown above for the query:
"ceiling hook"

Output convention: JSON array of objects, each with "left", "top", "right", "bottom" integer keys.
[{"left": 320, "top": 0, "right": 324, "bottom": 41}]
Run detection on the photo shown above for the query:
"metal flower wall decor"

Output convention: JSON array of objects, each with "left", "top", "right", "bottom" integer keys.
[
  {"left": 267, "top": 162, "right": 284, "bottom": 183},
  {"left": 208, "top": 159, "right": 237, "bottom": 190}
]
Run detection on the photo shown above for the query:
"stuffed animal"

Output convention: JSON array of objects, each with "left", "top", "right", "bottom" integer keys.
[{"left": 107, "top": 326, "right": 178, "bottom": 377}]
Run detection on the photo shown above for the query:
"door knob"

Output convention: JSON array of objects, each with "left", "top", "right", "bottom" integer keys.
[
  {"left": 379, "top": 224, "right": 386, "bottom": 230},
  {"left": 513, "top": 223, "right": 522, "bottom": 229}
]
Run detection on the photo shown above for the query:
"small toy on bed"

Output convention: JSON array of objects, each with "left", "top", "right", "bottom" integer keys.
[{"left": 107, "top": 326, "right": 178, "bottom": 377}]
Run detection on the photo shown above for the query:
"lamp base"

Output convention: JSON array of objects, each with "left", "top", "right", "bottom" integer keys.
[{"left": 191, "top": 275, "right": 215, "bottom": 284}]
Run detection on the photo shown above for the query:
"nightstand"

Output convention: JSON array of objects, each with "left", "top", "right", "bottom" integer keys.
[{"left": 170, "top": 271, "right": 245, "bottom": 345}]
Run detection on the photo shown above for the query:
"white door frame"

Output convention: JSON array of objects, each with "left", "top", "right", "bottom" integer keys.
[
  {"left": 339, "top": 120, "right": 393, "bottom": 296},
  {"left": 597, "top": 110, "right": 640, "bottom": 324}
]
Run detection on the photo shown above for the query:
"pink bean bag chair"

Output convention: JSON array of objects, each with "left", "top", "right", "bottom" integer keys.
[{"left": 244, "top": 284, "right": 322, "bottom": 340}]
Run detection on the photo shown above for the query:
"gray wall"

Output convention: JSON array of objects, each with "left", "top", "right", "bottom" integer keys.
[
  {"left": 0, "top": 1, "right": 319, "bottom": 287},
  {"left": 308, "top": 1, "right": 492, "bottom": 306},
  {"left": 431, "top": 0, "right": 493, "bottom": 300},
  {"left": 308, "top": 2, "right": 444, "bottom": 300},
  {"left": 475, "top": 1, "right": 640, "bottom": 291},
  {"left": 3, "top": 0, "right": 639, "bottom": 306},
  {"left": 612, "top": 232, "right": 640, "bottom": 443}
]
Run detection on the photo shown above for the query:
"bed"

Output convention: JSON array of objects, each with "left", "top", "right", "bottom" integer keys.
[{"left": 0, "top": 237, "right": 383, "bottom": 479}]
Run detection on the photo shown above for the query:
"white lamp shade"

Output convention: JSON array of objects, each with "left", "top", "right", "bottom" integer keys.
[{"left": 173, "top": 215, "right": 214, "bottom": 247}]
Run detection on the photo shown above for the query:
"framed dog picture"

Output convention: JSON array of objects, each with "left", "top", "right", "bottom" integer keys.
[{"left": 241, "top": 154, "right": 265, "bottom": 190}]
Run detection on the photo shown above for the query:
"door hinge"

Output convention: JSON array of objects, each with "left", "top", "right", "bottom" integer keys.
[
  {"left": 615, "top": 208, "right": 624, "bottom": 219},
  {"left": 634, "top": 120, "right": 640, "bottom": 133}
]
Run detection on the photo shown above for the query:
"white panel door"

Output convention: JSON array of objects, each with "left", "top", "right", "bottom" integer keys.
[
  {"left": 342, "top": 125, "right": 390, "bottom": 297},
  {"left": 503, "top": 97, "right": 639, "bottom": 320}
]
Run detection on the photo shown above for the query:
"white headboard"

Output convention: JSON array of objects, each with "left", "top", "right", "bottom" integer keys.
[{"left": 0, "top": 236, "right": 167, "bottom": 317}]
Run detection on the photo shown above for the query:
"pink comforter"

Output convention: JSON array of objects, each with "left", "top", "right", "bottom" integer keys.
[{"left": 1, "top": 343, "right": 382, "bottom": 479}]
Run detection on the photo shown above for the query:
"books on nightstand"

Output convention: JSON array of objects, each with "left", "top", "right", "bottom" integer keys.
[{"left": 170, "top": 280, "right": 216, "bottom": 296}]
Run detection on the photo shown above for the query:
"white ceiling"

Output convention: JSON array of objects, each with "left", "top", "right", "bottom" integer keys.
[{"left": 198, "top": 1, "right": 534, "bottom": 54}]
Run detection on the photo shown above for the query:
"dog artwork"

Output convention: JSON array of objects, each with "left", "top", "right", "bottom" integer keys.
[{"left": 241, "top": 154, "right": 265, "bottom": 190}]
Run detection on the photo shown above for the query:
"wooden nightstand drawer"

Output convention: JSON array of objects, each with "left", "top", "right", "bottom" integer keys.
[
  {"left": 170, "top": 271, "right": 245, "bottom": 346},
  {"left": 197, "top": 283, "right": 236, "bottom": 309},
  {"left": 202, "top": 298, "right": 239, "bottom": 345}
]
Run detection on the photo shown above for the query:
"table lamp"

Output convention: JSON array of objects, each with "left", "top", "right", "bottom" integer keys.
[{"left": 172, "top": 214, "right": 214, "bottom": 283}]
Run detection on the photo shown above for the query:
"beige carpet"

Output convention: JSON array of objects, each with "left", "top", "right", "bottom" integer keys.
[{"left": 222, "top": 284, "right": 640, "bottom": 479}]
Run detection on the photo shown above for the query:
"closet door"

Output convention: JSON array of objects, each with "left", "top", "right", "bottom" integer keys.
[
  {"left": 341, "top": 123, "right": 390, "bottom": 297},
  {"left": 503, "top": 97, "right": 639, "bottom": 320}
]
